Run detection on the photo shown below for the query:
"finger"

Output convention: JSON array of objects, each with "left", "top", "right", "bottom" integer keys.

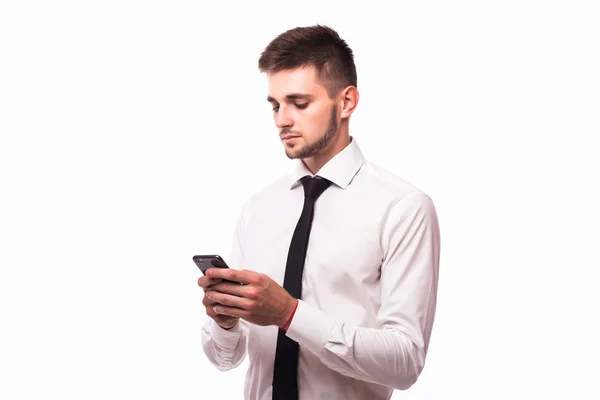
[
  {"left": 198, "top": 276, "right": 223, "bottom": 289},
  {"left": 210, "top": 281, "right": 249, "bottom": 297},
  {"left": 202, "top": 294, "right": 217, "bottom": 307},
  {"left": 206, "top": 290, "right": 252, "bottom": 310},
  {"left": 198, "top": 276, "right": 224, "bottom": 287},
  {"left": 205, "top": 268, "right": 255, "bottom": 285},
  {"left": 213, "top": 304, "right": 250, "bottom": 319},
  {"left": 205, "top": 300, "right": 232, "bottom": 320},
  {"left": 206, "top": 302, "right": 241, "bottom": 322}
]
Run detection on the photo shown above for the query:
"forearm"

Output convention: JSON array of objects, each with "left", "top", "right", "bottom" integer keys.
[
  {"left": 286, "top": 301, "right": 426, "bottom": 390},
  {"left": 201, "top": 319, "right": 248, "bottom": 371}
]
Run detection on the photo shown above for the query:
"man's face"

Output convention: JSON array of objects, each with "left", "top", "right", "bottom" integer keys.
[{"left": 267, "top": 67, "right": 339, "bottom": 160}]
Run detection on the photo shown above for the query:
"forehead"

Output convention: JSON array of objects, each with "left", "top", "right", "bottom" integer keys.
[{"left": 267, "top": 66, "right": 327, "bottom": 100}]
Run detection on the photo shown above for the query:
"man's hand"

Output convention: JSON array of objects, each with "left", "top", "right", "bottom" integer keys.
[
  {"left": 204, "top": 268, "right": 297, "bottom": 328},
  {"left": 198, "top": 275, "right": 240, "bottom": 330}
]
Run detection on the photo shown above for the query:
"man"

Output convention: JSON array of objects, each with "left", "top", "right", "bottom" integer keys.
[{"left": 199, "top": 25, "right": 441, "bottom": 400}]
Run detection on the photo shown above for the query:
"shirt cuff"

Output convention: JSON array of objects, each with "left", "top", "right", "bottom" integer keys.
[
  {"left": 285, "top": 300, "right": 340, "bottom": 354},
  {"left": 208, "top": 319, "right": 245, "bottom": 348}
]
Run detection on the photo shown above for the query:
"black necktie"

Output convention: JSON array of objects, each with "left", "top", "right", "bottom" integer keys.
[{"left": 272, "top": 175, "right": 332, "bottom": 400}]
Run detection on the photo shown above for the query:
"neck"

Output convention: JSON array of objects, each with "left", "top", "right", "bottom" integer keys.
[{"left": 303, "top": 128, "right": 351, "bottom": 175}]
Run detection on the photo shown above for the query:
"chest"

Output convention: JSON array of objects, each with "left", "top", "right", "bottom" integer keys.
[{"left": 242, "top": 194, "right": 385, "bottom": 323}]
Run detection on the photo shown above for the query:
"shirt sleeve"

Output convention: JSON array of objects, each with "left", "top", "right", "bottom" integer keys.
[
  {"left": 285, "top": 192, "right": 441, "bottom": 390},
  {"left": 201, "top": 318, "right": 249, "bottom": 371},
  {"left": 200, "top": 205, "right": 250, "bottom": 371}
]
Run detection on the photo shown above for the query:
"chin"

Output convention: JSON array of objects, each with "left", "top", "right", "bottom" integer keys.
[
  {"left": 283, "top": 142, "right": 302, "bottom": 159},
  {"left": 284, "top": 148, "right": 302, "bottom": 160}
]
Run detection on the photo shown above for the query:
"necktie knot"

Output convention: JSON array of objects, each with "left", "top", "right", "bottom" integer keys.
[{"left": 300, "top": 175, "right": 332, "bottom": 200}]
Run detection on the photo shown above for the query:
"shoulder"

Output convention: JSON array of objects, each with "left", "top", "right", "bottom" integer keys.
[
  {"left": 359, "top": 162, "right": 440, "bottom": 248},
  {"left": 359, "top": 160, "right": 434, "bottom": 205},
  {"left": 354, "top": 160, "right": 439, "bottom": 234}
]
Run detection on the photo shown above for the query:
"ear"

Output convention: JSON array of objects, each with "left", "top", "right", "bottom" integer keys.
[{"left": 340, "top": 86, "right": 359, "bottom": 119}]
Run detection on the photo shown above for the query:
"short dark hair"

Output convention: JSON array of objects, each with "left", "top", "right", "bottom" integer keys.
[{"left": 258, "top": 25, "right": 357, "bottom": 98}]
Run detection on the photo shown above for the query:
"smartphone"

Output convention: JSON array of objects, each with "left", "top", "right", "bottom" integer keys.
[
  {"left": 193, "top": 254, "right": 230, "bottom": 275},
  {"left": 193, "top": 254, "right": 242, "bottom": 285}
]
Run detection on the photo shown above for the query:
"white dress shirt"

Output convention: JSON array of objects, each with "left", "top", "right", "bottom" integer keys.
[{"left": 201, "top": 137, "right": 441, "bottom": 400}]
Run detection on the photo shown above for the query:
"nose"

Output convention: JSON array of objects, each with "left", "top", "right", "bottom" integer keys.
[{"left": 274, "top": 105, "right": 293, "bottom": 129}]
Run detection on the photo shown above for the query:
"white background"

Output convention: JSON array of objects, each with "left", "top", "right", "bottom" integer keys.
[{"left": 1, "top": 1, "right": 599, "bottom": 399}]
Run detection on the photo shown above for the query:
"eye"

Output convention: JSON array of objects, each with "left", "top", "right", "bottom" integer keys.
[{"left": 271, "top": 103, "right": 308, "bottom": 112}]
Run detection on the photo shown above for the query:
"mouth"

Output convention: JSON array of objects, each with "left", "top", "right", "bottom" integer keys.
[{"left": 281, "top": 134, "right": 300, "bottom": 141}]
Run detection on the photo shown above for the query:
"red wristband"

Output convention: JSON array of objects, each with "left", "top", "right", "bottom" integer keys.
[{"left": 280, "top": 300, "right": 299, "bottom": 331}]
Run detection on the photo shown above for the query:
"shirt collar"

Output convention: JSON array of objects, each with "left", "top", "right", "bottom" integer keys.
[{"left": 288, "top": 136, "right": 366, "bottom": 190}]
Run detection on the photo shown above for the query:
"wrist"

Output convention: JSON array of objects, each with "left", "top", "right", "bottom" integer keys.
[{"left": 279, "top": 299, "right": 299, "bottom": 331}]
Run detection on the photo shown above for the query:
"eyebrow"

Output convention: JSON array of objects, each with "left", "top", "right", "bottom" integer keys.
[{"left": 267, "top": 93, "right": 314, "bottom": 103}]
